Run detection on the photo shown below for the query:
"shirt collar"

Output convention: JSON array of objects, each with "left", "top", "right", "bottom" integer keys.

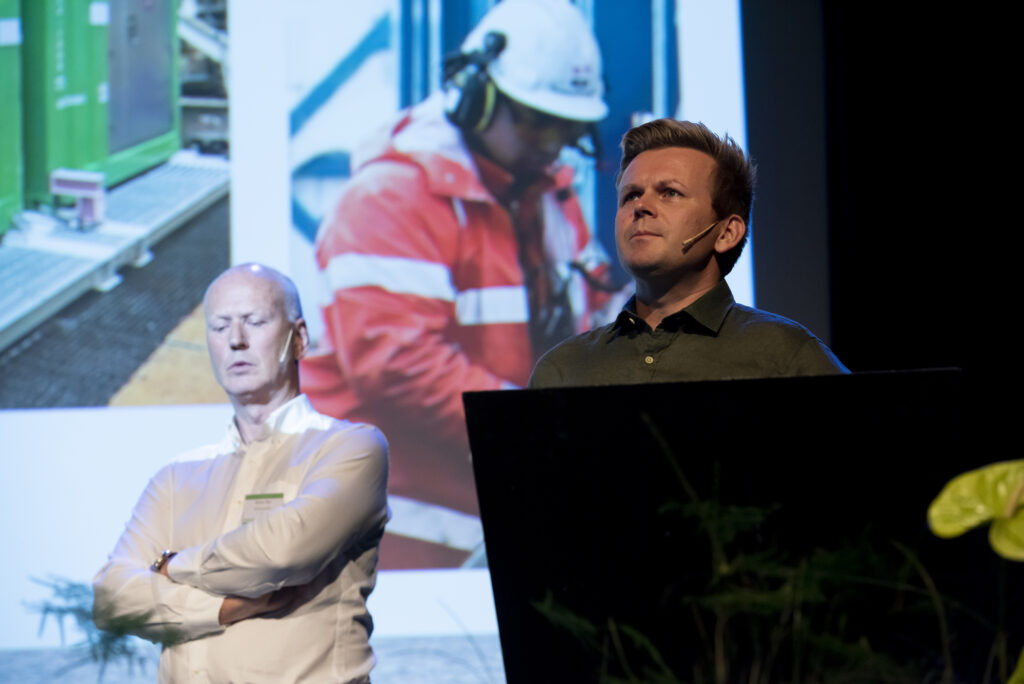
[
  {"left": 614, "top": 280, "right": 736, "bottom": 335},
  {"left": 225, "top": 394, "right": 317, "bottom": 451}
]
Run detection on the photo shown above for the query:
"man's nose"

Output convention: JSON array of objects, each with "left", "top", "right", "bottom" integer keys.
[
  {"left": 229, "top": 322, "right": 248, "bottom": 349},
  {"left": 633, "top": 193, "right": 654, "bottom": 218}
]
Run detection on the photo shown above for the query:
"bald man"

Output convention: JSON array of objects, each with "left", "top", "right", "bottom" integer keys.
[{"left": 93, "top": 264, "right": 389, "bottom": 683}]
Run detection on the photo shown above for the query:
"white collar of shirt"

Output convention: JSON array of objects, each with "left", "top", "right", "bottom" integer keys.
[{"left": 221, "top": 394, "right": 330, "bottom": 452}]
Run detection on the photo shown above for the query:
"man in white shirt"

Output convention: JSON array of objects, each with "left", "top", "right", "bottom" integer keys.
[{"left": 93, "top": 264, "right": 389, "bottom": 683}]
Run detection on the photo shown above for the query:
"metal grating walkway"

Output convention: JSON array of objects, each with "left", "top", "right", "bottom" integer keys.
[{"left": 0, "top": 150, "right": 230, "bottom": 354}]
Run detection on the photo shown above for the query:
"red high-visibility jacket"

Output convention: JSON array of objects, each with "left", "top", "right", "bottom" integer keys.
[{"left": 301, "top": 95, "right": 609, "bottom": 557}]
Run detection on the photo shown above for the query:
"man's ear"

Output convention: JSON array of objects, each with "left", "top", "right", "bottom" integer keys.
[
  {"left": 293, "top": 319, "right": 311, "bottom": 361},
  {"left": 714, "top": 215, "right": 747, "bottom": 254}
]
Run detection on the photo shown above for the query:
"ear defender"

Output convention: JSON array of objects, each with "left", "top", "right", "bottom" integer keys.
[
  {"left": 473, "top": 80, "right": 498, "bottom": 134},
  {"left": 443, "top": 31, "right": 507, "bottom": 132}
]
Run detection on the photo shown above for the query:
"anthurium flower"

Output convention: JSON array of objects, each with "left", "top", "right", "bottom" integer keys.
[{"left": 928, "top": 460, "right": 1024, "bottom": 560}]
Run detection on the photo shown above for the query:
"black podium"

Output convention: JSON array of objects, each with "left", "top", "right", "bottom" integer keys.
[{"left": 465, "top": 370, "right": 1020, "bottom": 683}]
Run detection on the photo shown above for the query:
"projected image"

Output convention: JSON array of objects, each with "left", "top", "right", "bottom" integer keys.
[
  {"left": 2, "top": 0, "right": 749, "bottom": 681},
  {"left": 286, "top": 0, "right": 730, "bottom": 572},
  {"left": 0, "top": 0, "right": 230, "bottom": 411},
  {"left": 291, "top": 0, "right": 622, "bottom": 571}
]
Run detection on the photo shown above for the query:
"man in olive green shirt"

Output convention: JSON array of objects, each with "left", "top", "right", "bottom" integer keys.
[{"left": 529, "top": 119, "right": 847, "bottom": 388}]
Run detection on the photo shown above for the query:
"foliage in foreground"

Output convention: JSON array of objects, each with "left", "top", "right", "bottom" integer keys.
[{"left": 29, "top": 576, "right": 180, "bottom": 682}]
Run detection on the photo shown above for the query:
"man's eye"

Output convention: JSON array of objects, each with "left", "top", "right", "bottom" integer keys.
[
  {"left": 620, "top": 192, "right": 639, "bottom": 205},
  {"left": 663, "top": 188, "right": 681, "bottom": 197}
]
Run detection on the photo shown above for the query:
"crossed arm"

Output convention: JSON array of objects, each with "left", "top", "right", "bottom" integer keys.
[
  {"left": 92, "top": 425, "right": 388, "bottom": 642},
  {"left": 150, "top": 557, "right": 301, "bottom": 626}
]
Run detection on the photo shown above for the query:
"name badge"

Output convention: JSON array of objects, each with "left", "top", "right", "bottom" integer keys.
[{"left": 242, "top": 492, "right": 284, "bottom": 524}]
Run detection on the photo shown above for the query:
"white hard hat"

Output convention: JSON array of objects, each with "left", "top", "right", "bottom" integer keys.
[{"left": 460, "top": 0, "right": 608, "bottom": 122}]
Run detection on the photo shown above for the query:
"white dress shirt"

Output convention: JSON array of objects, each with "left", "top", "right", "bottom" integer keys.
[{"left": 93, "top": 395, "right": 389, "bottom": 683}]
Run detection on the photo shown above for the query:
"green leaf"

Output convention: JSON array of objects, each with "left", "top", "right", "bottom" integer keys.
[
  {"left": 531, "top": 591, "right": 599, "bottom": 650},
  {"left": 1010, "top": 645, "right": 1024, "bottom": 684},
  {"left": 991, "top": 515, "right": 1024, "bottom": 560},
  {"left": 928, "top": 460, "right": 1024, "bottom": 538}
]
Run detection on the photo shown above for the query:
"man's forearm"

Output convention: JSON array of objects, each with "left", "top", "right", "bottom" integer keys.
[
  {"left": 157, "top": 550, "right": 305, "bottom": 626},
  {"left": 159, "top": 552, "right": 259, "bottom": 626},
  {"left": 218, "top": 594, "right": 272, "bottom": 625},
  {"left": 93, "top": 555, "right": 225, "bottom": 643},
  {"left": 92, "top": 467, "right": 226, "bottom": 644},
  {"left": 166, "top": 425, "right": 388, "bottom": 598},
  {"left": 217, "top": 582, "right": 318, "bottom": 625}
]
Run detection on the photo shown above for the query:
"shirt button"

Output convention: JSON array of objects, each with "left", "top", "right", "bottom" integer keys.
[{"left": 644, "top": 355, "right": 654, "bottom": 365}]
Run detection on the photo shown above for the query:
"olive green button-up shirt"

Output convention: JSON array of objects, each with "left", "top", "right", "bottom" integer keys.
[{"left": 529, "top": 280, "right": 848, "bottom": 388}]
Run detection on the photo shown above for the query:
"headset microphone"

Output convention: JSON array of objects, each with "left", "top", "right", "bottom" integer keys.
[
  {"left": 680, "top": 220, "right": 720, "bottom": 251},
  {"left": 278, "top": 328, "right": 294, "bottom": 364}
]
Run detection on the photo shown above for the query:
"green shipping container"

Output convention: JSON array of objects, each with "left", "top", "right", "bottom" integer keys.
[
  {"left": 20, "top": 0, "right": 180, "bottom": 208},
  {"left": 0, "top": 0, "right": 23, "bottom": 235}
]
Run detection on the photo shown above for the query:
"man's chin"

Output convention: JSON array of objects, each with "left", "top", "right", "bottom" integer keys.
[
  {"left": 618, "top": 257, "right": 663, "bottom": 280},
  {"left": 223, "top": 382, "right": 272, "bottom": 404}
]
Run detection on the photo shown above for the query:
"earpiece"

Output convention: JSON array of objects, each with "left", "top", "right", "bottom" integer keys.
[{"left": 278, "top": 328, "right": 294, "bottom": 364}]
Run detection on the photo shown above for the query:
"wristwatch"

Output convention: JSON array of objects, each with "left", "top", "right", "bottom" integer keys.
[{"left": 150, "top": 549, "right": 177, "bottom": 573}]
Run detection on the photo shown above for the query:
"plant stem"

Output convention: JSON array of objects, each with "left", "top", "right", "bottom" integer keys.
[{"left": 892, "top": 540, "right": 953, "bottom": 684}]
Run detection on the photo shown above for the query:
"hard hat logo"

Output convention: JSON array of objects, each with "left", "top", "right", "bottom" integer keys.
[
  {"left": 458, "top": 0, "right": 608, "bottom": 123},
  {"left": 569, "top": 66, "right": 597, "bottom": 94}
]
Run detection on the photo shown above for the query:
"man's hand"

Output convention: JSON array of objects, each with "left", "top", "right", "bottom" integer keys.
[{"left": 217, "top": 582, "right": 317, "bottom": 626}]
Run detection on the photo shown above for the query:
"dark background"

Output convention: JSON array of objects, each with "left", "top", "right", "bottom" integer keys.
[{"left": 743, "top": 1, "right": 1007, "bottom": 399}]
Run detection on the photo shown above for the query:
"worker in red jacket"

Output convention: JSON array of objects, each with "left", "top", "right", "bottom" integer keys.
[{"left": 301, "top": 0, "right": 614, "bottom": 567}]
